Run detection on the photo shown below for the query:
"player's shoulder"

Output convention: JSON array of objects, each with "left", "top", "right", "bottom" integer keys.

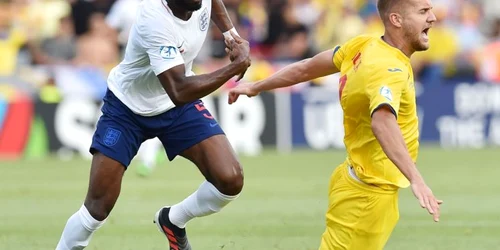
[
  {"left": 135, "top": 0, "right": 175, "bottom": 35},
  {"left": 347, "top": 34, "right": 378, "bottom": 45},
  {"left": 365, "top": 55, "right": 407, "bottom": 70},
  {"left": 340, "top": 35, "right": 378, "bottom": 52}
]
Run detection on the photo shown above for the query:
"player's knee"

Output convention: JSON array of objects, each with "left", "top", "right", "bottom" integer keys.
[
  {"left": 84, "top": 200, "right": 111, "bottom": 221},
  {"left": 214, "top": 162, "right": 244, "bottom": 196}
]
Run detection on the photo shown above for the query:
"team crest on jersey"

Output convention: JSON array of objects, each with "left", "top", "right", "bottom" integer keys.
[
  {"left": 103, "top": 128, "right": 121, "bottom": 146},
  {"left": 352, "top": 52, "right": 361, "bottom": 71},
  {"left": 160, "top": 46, "right": 178, "bottom": 59},
  {"left": 199, "top": 7, "right": 209, "bottom": 31},
  {"left": 379, "top": 86, "right": 393, "bottom": 101}
]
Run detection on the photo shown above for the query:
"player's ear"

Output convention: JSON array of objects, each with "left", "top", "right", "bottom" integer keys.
[{"left": 389, "top": 13, "right": 403, "bottom": 28}]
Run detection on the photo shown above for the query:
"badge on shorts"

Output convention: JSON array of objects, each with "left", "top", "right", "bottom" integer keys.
[{"left": 103, "top": 128, "right": 121, "bottom": 146}]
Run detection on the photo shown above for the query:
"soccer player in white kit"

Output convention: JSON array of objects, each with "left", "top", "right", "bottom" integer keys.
[{"left": 55, "top": 0, "right": 250, "bottom": 249}]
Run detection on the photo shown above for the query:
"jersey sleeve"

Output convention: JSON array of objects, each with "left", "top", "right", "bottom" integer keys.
[
  {"left": 365, "top": 63, "right": 408, "bottom": 118},
  {"left": 332, "top": 35, "right": 371, "bottom": 70},
  {"left": 332, "top": 45, "right": 345, "bottom": 70},
  {"left": 137, "top": 17, "right": 185, "bottom": 76}
]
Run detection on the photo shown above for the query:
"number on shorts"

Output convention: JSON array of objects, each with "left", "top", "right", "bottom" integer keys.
[{"left": 195, "top": 102, "right": 214, "bottom": 119}]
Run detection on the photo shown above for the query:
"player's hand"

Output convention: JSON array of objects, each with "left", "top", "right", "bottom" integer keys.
[
  {"left": 228, "top": 82, "right": 259, "bottom": 104},
  {"left": 224, "top": 34, "right": 238, "bottom": 62},
  {"left": 411, "top": 181, "right": 443, "bottom": 222},
  {"left": 225, "top": 31, "right": 251, "bottom": 81}
]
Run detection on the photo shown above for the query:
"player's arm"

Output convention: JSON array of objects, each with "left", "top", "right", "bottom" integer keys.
[
  {"left": 371, "top": 107, "right": 424, "bottom": 183},
  {"left": 368, "top": 71, "right": 442, "bottom": 222},
  {"left": 369, "top": 75, "right": 422, "bottom": 182},
  {"left": 211, "top": 0, "right": 234, "bottom": 34},
  {"left": 372, "top": 106, "right": 441, "bottom": 221},
  {"left": 256, "top": 50, "right": 339, "bottom": 91},
  {"left": 228, "top": 49, "right": 339, "bottom": 103},
  {"left": 211, "top": 0, "right": 248, "bottom": 81},
  {"left": 157, "top": 38, "right": 250, "bottom": 106},
  {"left": 141, "top": 16, "right": 250, "bottom": 106}
]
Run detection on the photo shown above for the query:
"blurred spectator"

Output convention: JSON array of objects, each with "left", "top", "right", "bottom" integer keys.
[
  {"left": 2, "top": 0, "right": 500, "bottom": 94},
  {"left": 478, "top": 18, "right": 500, "bottom": 83},
  {"left": 289, "top": 0, "right": 321, "bottom": 28},
  {"left": 411, "top": 5, "right": 459, "bottom": 83},
  {"left": 260, "top": 0, "right": 287, "bottom": 50},
  {"left": 274, "top": 25, "right": 313, "bottom": 60},
  {"left": 70, "top": 0, "right": 115, "bottom": 36},
  {"left": 453, "top": 1, "right": 485, "bottom": 77},
  {"left": 482, "top": 0, "right": 500, "bottom": 21},
  {"left": 30, "top": 16, "right": 77, "bottom": 65},
  {"left": 105, "top": 0, "right": 140, "bottom": 52},
  {"left": 0, "top": 0, "right": 27, "bottom": 75},
  {"left": 10, "top": 0, "right": 71, "bottom": 40},
  {"left": 313, "top": 2, "right": 366, "bottom": 52},
  {"left": 239, "top": 0, "right": 267, "bottom": 47},
  {"left": 73, "top": 13, "right": 118, "bottom": 73}
]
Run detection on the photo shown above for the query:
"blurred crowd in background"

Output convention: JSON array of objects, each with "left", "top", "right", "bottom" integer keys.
[{"left": 1, "top": 0, "right": 500, "bottom": 98}]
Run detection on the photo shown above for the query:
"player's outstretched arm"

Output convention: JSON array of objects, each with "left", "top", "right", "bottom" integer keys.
[
  {"left": 228, "top": 49, "right": 339, "bottom": 104},
  {"left": 157, "top": 38, "right": 250, "bottom": 106},
  {"left": 371, "top": 107, "right": 443, "bottom": 222}
]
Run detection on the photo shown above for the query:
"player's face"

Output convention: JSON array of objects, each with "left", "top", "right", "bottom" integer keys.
[
  {"left": 173, "top": 0, "right": 202, "bottom": 11},
  {"left": 401, "top": 0, "right": 437, "bottom": 51}
]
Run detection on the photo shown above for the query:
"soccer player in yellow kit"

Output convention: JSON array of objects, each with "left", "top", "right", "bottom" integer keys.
[{"left": 227, "top": 0, "right": 442, "bottom": 249}]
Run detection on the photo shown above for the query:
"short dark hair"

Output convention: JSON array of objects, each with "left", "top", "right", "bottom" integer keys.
[{"left": 377, "top": 0, "right": 403, "bottom": 23}]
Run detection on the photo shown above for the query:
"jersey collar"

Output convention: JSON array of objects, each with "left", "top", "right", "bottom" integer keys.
[{"left": 377, "top": 36, "right": 411, "bottom": 63}]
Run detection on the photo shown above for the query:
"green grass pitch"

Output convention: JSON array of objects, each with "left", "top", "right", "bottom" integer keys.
[{"left": 1, "top": 147, "right": 499, "bottom": 250}]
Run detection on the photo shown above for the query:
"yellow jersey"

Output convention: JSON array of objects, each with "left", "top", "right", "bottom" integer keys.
[
  {"left": 0, "top": 28, "right": 26, "bottom": 75},
  {"left": 332, "top": 35, "right": 419, "bottom": 190}
]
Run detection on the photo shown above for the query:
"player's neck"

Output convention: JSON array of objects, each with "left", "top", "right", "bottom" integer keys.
[
  {"left": 381, "top": 33, "right": 414, "bottom": 58},
  {"left": 167, "top": 1, "right": 194, "bottom": 21}
]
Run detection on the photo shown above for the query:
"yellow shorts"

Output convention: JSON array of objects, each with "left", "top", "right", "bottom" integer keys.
[{"left": 319, "top": 162, "right": 399, "bottom": 250}]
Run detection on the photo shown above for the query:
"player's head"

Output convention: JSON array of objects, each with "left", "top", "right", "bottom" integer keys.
[
  {"left": 171, "top": 0, "right": 202, "bottom": 11},
  {"left": 377, "top": 0, "right": 437, "bottom": 52}
]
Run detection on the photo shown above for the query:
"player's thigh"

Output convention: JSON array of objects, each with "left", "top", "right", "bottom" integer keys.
[
  {"left": 320, "top": 165, "right": 399, "bottom": 250},
  {"left": 90, "top": 89, "right": 148, "bottom": 168},
  {"left": 158, "top": 100, "right": 224, "bottom": 161},
  {"left": 85, "top": 90, "right": 148, "bottom": 218},
  {"left": 158, "top": 100, "right": 242, "bottom": 192}
]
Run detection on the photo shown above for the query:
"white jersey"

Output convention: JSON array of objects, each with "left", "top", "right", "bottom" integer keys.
[{"left": 107, "top": 0, "right": 212, "bottom": 116}]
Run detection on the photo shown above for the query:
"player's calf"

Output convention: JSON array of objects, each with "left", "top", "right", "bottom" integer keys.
[
  {"left": 55, "top": 153, "right": 125, "bottom": 250},
  {"left": 167, "top": 179, "right": 241, "bottom": 229},
  {"left": 155, "top": 123, "right": 243, "bottom": 247}
]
